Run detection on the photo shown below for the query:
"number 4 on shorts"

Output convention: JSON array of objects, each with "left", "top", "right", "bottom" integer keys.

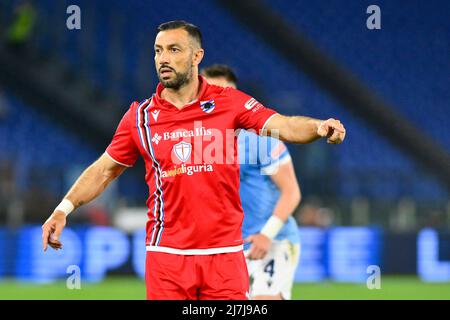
[{"left": 264, "top": 259, "right": 275, "bottom": 277}]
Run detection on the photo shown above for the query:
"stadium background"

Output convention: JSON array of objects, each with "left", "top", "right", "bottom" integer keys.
[{"left": 0, "top": 0, "right": 449, "bottom": 299}]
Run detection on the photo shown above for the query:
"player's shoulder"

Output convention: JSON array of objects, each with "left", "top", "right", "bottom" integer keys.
[
  {"left": 127, "top": 98, "right": 153, "bottom": 112},
  {"left": 205, "top": 84, "right": 248, "bottom": 100},
  {"left": 130, "top": 98, "right": 151, "bottom": 109},
  {"left": 269, "top": 139, "right": 289, "bottom": 158},
  {"left": 222, "top": 86, "right": 250, "bottom": 100},
  {"left": 203, "top": 82, "right": 228, "bottom": 97},
  {"left": 206, "top": 86, "right": 258, "bottom": 115},
  {"left": 117, "top": 99, "right": 151, "bottom": 122}
]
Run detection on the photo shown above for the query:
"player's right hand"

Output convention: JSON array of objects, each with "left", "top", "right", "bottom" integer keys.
[
  {"left": 42, "top": 211, "right": 67, "bottom": 252},
  {"left": 245, "top": 233, "right": 272, "bottom": 260},
  {"left": 317, "top": 118, "right": 346, "bottom": 144}
]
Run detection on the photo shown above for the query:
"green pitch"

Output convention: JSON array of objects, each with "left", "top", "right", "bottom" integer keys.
[{"left": 0, "top": 276, "right": 449, "bottom": 300}]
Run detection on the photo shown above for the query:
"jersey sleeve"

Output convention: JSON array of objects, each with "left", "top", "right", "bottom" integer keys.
[
  {"left": 228, "top": 88, "right": 278, "bottom": 133},
  {"left": 105, "top": 103, "right": 140, "bottom": 167},
  {"left": 258, "top": 136, "right": 292, "bottom": 175}
]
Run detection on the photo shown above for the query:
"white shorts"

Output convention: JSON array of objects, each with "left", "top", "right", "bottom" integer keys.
[{"left": 245, "top": 239, "right": 300, "bottom": 300}]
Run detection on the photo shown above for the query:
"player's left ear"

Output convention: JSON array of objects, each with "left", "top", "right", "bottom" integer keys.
[{"left": 192, "top": 48, "right": 204, "bottom": 67}]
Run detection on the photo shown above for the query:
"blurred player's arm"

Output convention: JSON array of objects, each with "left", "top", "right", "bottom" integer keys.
[
  {"left": 41, "top": 153, "right": 127, "bottom": 251},
  {"left": 269, "top": 159, "right": 301, "bottom": 224},
  {"left": 246, "top": 159, "right": 301, "bottom": 260},
  {"left": 264, "top": 114, "right": 346, "bottom": 144}
]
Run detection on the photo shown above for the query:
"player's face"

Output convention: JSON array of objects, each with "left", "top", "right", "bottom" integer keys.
[
  {"left": 204, "top": 76, "right": 236, "bottom": 89},
  {"left": 154, "top": 29, "right": 199, "bottom": 89}
]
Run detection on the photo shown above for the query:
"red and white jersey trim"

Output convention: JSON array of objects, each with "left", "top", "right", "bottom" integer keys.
[
  {"left": 146, "top": 244, "right": 244, "bottom": 255},
  {"left": 104, "top": 151, "right": 133, "bottom": 167},
  {"left": 261, "top": 113, "right": 280, "bottom": 132}
]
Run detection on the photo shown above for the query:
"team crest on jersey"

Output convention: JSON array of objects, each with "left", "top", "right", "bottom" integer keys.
[
  {"left": 173, "top": 141, "right": 192, "bottom": 162},
  {"left": 200, "top": 100, "right": 216, "bottom": 113}
]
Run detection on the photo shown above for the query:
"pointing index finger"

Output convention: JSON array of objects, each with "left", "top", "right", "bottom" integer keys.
[
  {"left": 42, "top": 227, "right": 50, "bottom": 252},
  {"left": 329, "top": 122, "right": 345, "bottom": 133}
]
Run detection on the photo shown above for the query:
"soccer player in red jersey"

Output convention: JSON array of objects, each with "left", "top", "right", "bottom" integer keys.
[{"left": 42, "top": 20, "right": 346, "bottom": 300}]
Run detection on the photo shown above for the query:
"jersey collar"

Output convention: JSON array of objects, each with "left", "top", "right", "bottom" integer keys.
[{"left": 154, "top": 75, "right": 209, "bottom": 110}]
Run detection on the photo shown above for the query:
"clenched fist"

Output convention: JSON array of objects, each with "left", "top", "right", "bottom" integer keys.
[{"left": 317, "top": 118, "right": 346, "bottom": 144}]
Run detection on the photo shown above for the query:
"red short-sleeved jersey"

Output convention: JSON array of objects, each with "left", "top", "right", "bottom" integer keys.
[{"left": 106, "top": 76, "right": 278, "bottom": 254}]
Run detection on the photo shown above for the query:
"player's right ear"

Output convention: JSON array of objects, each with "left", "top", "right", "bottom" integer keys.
[{"left": 192, "top": 48, "right": 205, "bottom": 67}]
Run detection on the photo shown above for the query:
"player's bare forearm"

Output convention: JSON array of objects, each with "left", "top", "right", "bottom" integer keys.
[
  {"left": 63, "top": 153, "right": 126, "bottom": 210},
  {"left": 272, "top": 189, "right": 301, "bottom": 222},
  {"left": 270, "top": 161, "right": 301, "bottom": 222},
  {"left": 42, "top": 153, "right": 126, "bottom": 251},
  {"left": 264, "top": 114, "right": 346, "bottom": 144},
  {"left": 263, "top": 114, "right": 321, "bottom": 144}
]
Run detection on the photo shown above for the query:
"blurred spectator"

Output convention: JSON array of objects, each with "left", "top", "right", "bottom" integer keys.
[
  {"left": 22, "top": 184, "right": 55, "bottom": 224},
  {"left": 84, "top": 204, "right": 111, "bottom": 226},
  {"left": 0, "top": 87, "right": 10, "bottom": 120},
  {"left": 6, "top": 0, "right": 37, "bottom": 53},
  {"left": 0, "top": 161, "right": 16, "bottom": 224},
  {"left": 0, "top": 1, "right": 8, "bottom": 38},
  {"left": 296, "top": 203, "right": 334, "bottom": 227},
  {"left": 389, "top": 198, "right": 417, "bottom": 231},
  {"left": 421, "top": 209, "right": 446, "bottom": 230},
  {"left": 293, "top": 143, "right": 334, "bottom": 198},
  {"left": 351, "top": 197, "right": 370, "bottom": 226},
  {"left": 447, "top": 201, "right": 450, "bottom": 229}
]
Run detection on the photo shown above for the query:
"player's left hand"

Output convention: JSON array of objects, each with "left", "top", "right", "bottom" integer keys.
[
  {"left": 317, "top": 118, "right": 346, "bottom": 144},
  {"left": 245, "top": 233, "right": 272, "bottom": 260},
  {"left": 42, "top": 211, "right": 66, "bottom": 252}
]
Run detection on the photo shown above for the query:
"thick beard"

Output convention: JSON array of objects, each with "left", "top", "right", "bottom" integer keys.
[{"left": 158, "top": 67, "right": 192, "bottom": 90}]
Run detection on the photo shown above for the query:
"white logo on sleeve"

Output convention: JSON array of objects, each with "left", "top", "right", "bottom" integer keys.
[
  {"left": 244, "top": 98, "right": 258, "bottom": 110},
  {"left": 151, "top": 109, "right": 160, "bottom": 122}
]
